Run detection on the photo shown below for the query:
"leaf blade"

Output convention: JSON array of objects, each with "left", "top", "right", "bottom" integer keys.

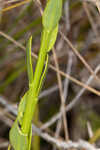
[
  {"left": 43, "top": 0, "right": 62, "bottom": 31},
  {"left": 26, "top": 36, "right": 34, "bottom": 86}
]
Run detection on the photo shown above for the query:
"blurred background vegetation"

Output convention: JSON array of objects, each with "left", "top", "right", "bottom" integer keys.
[{"left": 0, "top": 0, "right": 100, "bottom": 149}]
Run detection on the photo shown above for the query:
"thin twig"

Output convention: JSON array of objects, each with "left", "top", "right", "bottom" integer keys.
[
  {"left": 2, "top": 0, "right": 30, "bottom": 12},
  {"left": 64, "top": 0, "right": 70, "bottom": 32},
  {"left": 35, "top": 0, "right": 43, "bottom": 15},
  {"left": 4, "top": 0, "right": 23, "bottom": 4},
  {"left": 52, "top": 48, "right": 69, "bottom": 141},
  {"left": 53, "top": 51, "right": 73, "bottom": 149},
  {"left": 87, "top": 121, "right": 94, "bottom": 138},
  {"left": 63, "top": 51, "right": 73, "bottom": 101}
]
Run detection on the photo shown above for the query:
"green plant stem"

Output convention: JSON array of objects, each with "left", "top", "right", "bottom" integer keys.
[
  {"left": 21, "top": 30, "right": 49, "bottom": 134},
  {"left": 32, "top": 104, "right": 40, "bottom": 150}
]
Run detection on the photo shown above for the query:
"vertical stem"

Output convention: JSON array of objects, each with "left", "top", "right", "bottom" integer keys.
[
  {"left": 32, "top": 104, "right": 40, "bottom": 150},
  {"left": 21, "top": 30, "right": 49, "bottom": 134}
]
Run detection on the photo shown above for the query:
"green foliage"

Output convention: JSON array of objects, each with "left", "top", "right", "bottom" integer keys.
[
  {"left": 10, "top": 91, "right": 32, "bottom": 150},
  {"left": 26, "top": 36, "right": 34, "bottom": 86},
  {"left": 10, "top": 120, "right": 32, "bottom": 150},
  {"left": 43, "top": 0, "right": 62, "bottom": 31},
  {"left": 9, "top": 37, "right": 37, "bottom": 150},
  {"left": 9, "top": 0, "right": 62, "bottom": 149},
  {"left": 47, "top": 25, "right": 58, "bottom": 52}
]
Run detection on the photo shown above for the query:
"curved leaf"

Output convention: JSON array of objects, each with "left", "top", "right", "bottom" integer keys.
[
  {"left": 43, "top": 0, "right": 62, "bottom": 31},
  {"left": 10, "top": 120, "right": 28, "bottom": 150},
  {"left": 47, "top": 25, "right": 58, "bottom": 51}
]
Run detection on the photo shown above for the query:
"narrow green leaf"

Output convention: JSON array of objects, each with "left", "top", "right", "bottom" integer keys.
[
  {"left": 47, "top": 25, "right": 58, "bottom": 51},
  {"left": 10, "top": 93, "right": 32, "bottom": 150},
  {"left": 21, "top": 89, "right": 37, "bottom": 134},
  {"left": 17, "top": 92, "right": 28, "bottom": 125},
  {"left": 9, "top": 0, "right": 63, "bottom": 149},
  {"left": 40, "top": 25, "right": 58, "bottom": 52},
  {"left": 43, "top": 0, "right": 62, "bottom": 31},
  {"left": 37, "top": 54, "right": 49, "bottom": 96},
  {"left": 26, "top": 36, "right": 34, "bottom": 86},
  {"left": 10, "top": 120, "right": 28, "bottom": 150}
]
